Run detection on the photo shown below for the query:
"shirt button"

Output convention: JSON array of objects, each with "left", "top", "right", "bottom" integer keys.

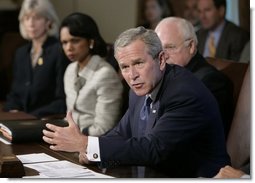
[{"left": 93, "top": 153, "right": 98, "bottom": 159}]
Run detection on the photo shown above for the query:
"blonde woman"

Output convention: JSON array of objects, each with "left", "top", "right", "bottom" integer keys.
[{"left": 4, "top": 0, "right": 70, "bottom": 118}]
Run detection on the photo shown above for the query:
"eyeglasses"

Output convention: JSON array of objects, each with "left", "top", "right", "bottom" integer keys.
[{"left": 164, "top": 39, "right": 192, "bottom": 54}]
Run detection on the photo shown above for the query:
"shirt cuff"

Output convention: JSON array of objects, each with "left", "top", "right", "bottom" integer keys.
[
  {"left": 241, "top": 174, "right": 250, "bottom": 178},
  {"left": 87, "top": 136, "right": 101, "bottom": 162}
]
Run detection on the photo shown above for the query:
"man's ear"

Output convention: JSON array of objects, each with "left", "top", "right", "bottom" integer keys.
[
  {"left": 189, "top": 39, "right": 196, "bottom": 55},
  {"left": 158, "top": 51, "right": 166, "bottom": 71}
]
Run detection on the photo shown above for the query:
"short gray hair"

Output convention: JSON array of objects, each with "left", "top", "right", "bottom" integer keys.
[
  {"left": 170, "top": 17, "right": 198, "bottom": 46},
  {"left": 19, "top": 0, "right": 59, "bottom": 39},
  {"left": 114, "top": 26, "right": 163, "bottom": 59}
]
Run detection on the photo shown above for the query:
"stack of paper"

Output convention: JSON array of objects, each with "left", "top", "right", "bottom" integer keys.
[{"left": 17, "top": 153, "right": 113, "bottom": 178}]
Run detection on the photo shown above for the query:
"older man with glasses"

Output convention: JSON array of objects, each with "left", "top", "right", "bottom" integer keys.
[{"left": 155, "top": 17, "right": 234, "bottom": 138}]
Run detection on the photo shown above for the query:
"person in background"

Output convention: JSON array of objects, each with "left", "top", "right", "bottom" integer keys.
[
  {"left": 60, "top": 13, "right": 123, "bottom": 136},
  {"left": 155, "top": 17, "right": 234, "bottom": 138},
  {"left": 43, "top": 27, "right": 230, "bottom": 178},
  {"left": 139, "top": 0, "right": 172, "bottom": 30},
  {"left": 183, "top": 0, "right": 201, "bottom": 31},
  {"left": 196, "top": 0, "right": 249, "bottom": 61},
  {"left": 4, "top": 0, "right": 70, "bottom": 118}
]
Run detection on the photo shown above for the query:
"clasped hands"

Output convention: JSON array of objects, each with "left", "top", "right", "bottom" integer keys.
[{"left": 42, "top": 111, "right": 89, "bottom": 164}]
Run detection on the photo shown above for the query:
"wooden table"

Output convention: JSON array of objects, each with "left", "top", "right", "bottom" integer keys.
[
  {"left": 0, "top": 111, "right": 168, "bottom": 178},
  {"left": 0, "top": 141, "right": 168, "bottom": 178},
  {"left": 0, "top": 111, "right": 37, "bottom": 120}
]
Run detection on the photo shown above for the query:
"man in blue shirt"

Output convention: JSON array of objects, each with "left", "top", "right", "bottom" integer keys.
[{"left": 197, "top": 0, "right": 249, "bottom": 61}]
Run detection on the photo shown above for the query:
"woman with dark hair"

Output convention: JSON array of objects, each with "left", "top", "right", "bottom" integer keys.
[
  {"left": 60, "top": 13, "right": 123, "bottom": 136},
  {"left": 140, "top": 0, "right": 172, "bottom": 30}
]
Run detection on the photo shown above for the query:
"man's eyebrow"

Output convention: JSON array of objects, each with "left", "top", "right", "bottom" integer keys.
[
  {"left": 119, "top": 58, "right": 144, "bottom": 65},
  {"left": 164, "top": 43, "right": 175, "bottom": 47}
]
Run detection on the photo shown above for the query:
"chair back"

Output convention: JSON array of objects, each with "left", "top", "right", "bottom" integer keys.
[
  {"left": 0, "top": 32, "right": 26, "bottom": 100},
  {"left": 207, "top": 57, "right": 248, "bottom": 107},
  {"left": 226, "top": 66, "right": 250, "bottom": 168}
]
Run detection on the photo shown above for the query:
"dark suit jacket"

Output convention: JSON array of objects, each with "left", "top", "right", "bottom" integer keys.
[
  {"left": 4, "top": 37, "right": 70, "bottom": 118},
  {"left": 186, "top": 52, "right": 234, "bottom": 137},
  {"left": 197, "top": 20, "right": 249, "bottom": 61},
  {"left": 99, "top": 65, "right": 230, "bottom": 178}
]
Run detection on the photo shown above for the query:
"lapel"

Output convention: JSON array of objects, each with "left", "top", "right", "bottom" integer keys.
[
  {"left": 133, "top": 96, "right": 146, "bottom": 137},
  {"left": 144, "top": 65, "right": 172, "bottom": 132},
  {"left": 25, "top": 43, "right": 33, "bottom": 82},
  {"left": 198, "top": 29, "right": 208, "bottom": 55},
  {"left": 78, "top": 55, "right": 101, "bottom": 82},
  {"left": 216, "top": 21, "right": 229, "bottom": 58},
  {"left": 33, "top": 37, "right": 54, "bottom": 70}
]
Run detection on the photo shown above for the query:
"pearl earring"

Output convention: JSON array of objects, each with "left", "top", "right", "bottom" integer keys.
[{"left": 90, "top": 44, "right": 93, "bottom": 49}]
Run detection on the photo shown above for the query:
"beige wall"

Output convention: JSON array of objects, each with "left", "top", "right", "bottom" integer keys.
[
  {"left": 0, "top": 0, "right": 19, "bottom": 10},
  {"left": 51, "top": 0, "right": 138, "bottom": 43}
]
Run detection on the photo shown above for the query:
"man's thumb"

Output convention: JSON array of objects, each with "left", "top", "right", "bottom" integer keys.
[{"left": 66, "top": 111, "right": 75, "bottom": 127}]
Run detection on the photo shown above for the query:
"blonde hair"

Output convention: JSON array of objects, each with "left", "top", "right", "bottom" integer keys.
[{"left": 19, "top": 0, "right": 59, "bottom": 39}]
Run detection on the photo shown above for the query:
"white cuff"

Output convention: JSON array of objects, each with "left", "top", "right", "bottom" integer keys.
[
  {"left": 241, "top": 174, "right": 250, "bottom": 178},
  {"left": 87, "top": 136, "right": 101, "bottom": 162}
]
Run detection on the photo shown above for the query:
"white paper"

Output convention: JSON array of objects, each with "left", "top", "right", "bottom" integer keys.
[
  {"left": 39, "top": 168, "right": 95, "bottom": 178},
  {"left": 17, "top": 153, "right": 58, "bottom": 164},
  {"left": 24, "top": 160, "right": 84, "bottom": 171},
  {"left": 24, "top": 160, "right": 114, "bottom": 178}
]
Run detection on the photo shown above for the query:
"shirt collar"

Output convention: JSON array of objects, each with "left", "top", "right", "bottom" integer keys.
[
  {"left": 209, "top": 20, "right": 225, "bottom": 36},
  {"left": 147, "top": 77, "right": 163, "bottom": 103},
  {"left": 76, "top": 55, "right": 101, "bottom": 80}
]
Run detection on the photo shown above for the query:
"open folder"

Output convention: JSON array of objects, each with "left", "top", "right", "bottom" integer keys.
[{"left": 0, "top": 119, "right": 68, "bottom": 143}]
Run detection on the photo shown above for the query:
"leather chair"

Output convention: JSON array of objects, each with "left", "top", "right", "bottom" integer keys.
[
  {"left": 226, "top": 66, "right": 250, "bottom": 169},
  {"left": 206, "top": 58, "right": 250, "bottom": 170},
  {"left": 0, "top": 32, "right": 27, "bottom": 100},
  {"left": 206, "top": 57, "right": 248, "bottom": 107}
]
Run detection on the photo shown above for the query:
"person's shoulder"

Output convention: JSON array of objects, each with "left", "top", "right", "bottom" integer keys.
[
  {"left": 224, "top": 20, "right": 249, "bottom": 36},
  {"left": 164, "top": 64, "right": 192, "bottom": 80},
  {"left": 189, "top": 55, "right": 231, "bottom": 83},
  {"left": 43, "top": 36, "right": 61, "bottom": 49},
  {"left": 65, "top": 62, "right": 76, "bottom": 73},
  {"left": 93, "top": 55, "right": 119, "bottom": 77},
  {"left": 163, "top": 64, "right": 203, "bottom": 92},
  {"left": 196, "top": 27, "right": 207, "bottom": 37},
  {"left": 15, "top": 42, "right": 31, "bottom": 55},
  {"left": 160, "top": 65, "right": 202, "bottom": 103},
  {"left": 225, "top": 20, "right": 241, "bottom": 30},
  {"left": 189, "top": 55, "right": 219, "bottom": 74},
  {"left": 164, "top": 64, "right": 215, "bottom": 91}
]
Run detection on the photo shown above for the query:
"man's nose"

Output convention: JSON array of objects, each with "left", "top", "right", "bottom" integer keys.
[{"left": 129, "top": 67, "right": 139, "bottom": 80}]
